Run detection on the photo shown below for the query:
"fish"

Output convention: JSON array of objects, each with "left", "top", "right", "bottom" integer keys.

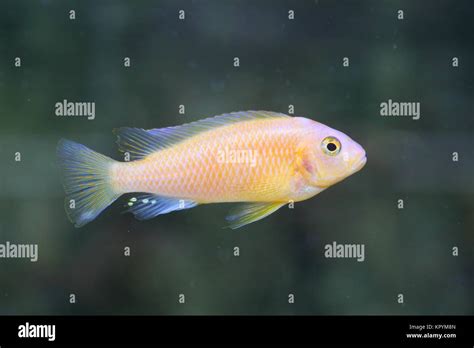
[{"left": 57, "top": 111, "right": 367, "bottom": 229}]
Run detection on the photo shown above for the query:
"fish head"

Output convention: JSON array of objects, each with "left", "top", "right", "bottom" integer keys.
[{"left": 296, "top": 118, "right": 367, "bottom": 188}]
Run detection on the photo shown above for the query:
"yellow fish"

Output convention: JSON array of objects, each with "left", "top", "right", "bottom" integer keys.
[{"left": 57, "top": 111, "right": 366, "bottom": 228}]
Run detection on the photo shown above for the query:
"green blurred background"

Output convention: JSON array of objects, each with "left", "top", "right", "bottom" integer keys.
[{"left": 0, "top": 0, "right": 473, "bottom": 315}]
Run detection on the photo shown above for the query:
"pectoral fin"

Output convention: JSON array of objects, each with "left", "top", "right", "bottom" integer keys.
[{"left": 225, "top": 202, "right": 286, "bottom": 229}]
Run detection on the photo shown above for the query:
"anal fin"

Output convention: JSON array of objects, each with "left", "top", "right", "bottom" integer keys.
[
  {"left": 225, "top": 202, "right": 285, "bottom": 229},
  {"left": 125, "top": 194, "right": 198, "bottom": 220}
]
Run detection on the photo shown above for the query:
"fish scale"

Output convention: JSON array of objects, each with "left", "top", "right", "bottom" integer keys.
[{"left": 111, "top": 117, "right": 299, "bottom": 203}]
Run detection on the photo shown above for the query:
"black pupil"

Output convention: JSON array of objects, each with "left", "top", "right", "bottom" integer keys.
[{"left": 326, "top": 142, "right": 337, "bottom": 152}]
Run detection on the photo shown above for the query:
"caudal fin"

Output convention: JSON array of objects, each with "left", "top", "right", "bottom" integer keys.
[{"left": 57, "top": 139, "right": 121, "bottom": 227}]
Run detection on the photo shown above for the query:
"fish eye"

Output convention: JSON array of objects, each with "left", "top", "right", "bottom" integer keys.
[{"left": 321, "top": 136, "right": 341, "bottom": 156}]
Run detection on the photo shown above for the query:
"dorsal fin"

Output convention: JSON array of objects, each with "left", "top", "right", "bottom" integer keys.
[{"left": 114, "top": 110, "right": 290, "bottom": 160}]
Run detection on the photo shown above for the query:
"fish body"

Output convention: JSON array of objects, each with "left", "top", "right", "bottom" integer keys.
[
  {"left": 112, "top": 115, "right": 316, "bottom": 203},
  {"left": 57, "top": 111, "right": 366, "bottom": 228}
]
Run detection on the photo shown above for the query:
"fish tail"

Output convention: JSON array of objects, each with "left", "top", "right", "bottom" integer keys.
[{"left": 57, "top": 139, "right": 121, "bottom": 227}]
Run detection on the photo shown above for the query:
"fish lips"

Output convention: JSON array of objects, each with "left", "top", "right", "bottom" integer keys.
[{"left": 352, "top": 155, "right": 367, "bottom": 172}]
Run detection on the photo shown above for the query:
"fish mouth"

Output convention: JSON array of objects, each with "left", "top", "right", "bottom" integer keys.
[{"left": 352, "top": 155, "right": 367, "bottom": 172}]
